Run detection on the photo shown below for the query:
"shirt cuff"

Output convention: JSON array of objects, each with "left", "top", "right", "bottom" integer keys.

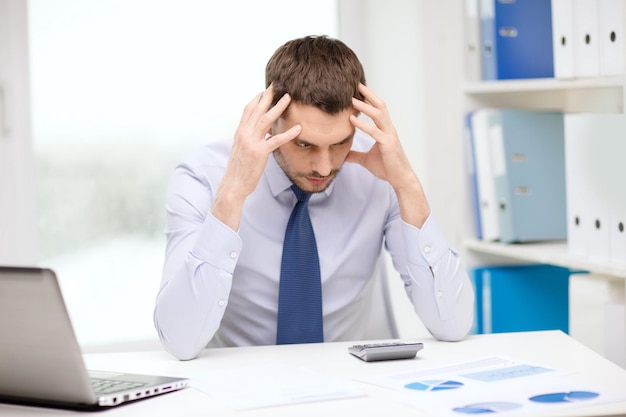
[
  {"left": 402, "top": 213, "right": 450, "bottom": 267},
  {"left": 192, "top": 213, "right": 243, "bottom": 273}
]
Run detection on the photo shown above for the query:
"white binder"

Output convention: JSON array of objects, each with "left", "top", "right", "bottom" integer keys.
[
  {"left": 564, "top": 114, "right": 624, "bottom": 264},
  {"left": 609, "top": 201, "right": 626, "bottom": 266},
  {"left": 471, "top": 109, "right": 500, "bottom": 241},
  {"left": 552, "top": 0, "right": 575, "bottom": 79},
  {"left": 598, "top": 0, "right": 624, "bottom": 75},
  {"left": 608, "top": 116, "right": 626, "bottom": 266},
  {"left": 573, "top": 0, "right": 601, "bottom": 77},
  {"left": 564, "top": 115, "right": 592, "bottom": 258},
  {"left": 464, "top": 0, "right": 482, "bottom": 82}
]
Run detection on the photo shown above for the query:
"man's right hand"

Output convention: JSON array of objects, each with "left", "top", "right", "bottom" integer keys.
[{"left": 211, "top": 85, "right": 301, "bottom": 231}]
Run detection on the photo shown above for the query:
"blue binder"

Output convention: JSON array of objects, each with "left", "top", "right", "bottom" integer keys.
[
  {"left": 464, "top": 111, "right": 483, "bottom": 240},
  {"left": 490, "top": 110, "right": 566, "bottom": 243},
  {"left": 480, "top": 0, "right": 555, "bottom": 80},
  {"left": 471, "top": 264, "right": 570, "bottom": 334}
]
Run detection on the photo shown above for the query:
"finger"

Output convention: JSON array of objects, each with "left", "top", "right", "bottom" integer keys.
[
  {"left": 265, "top": 124, "right": 301, "bottom": 151},
  {"left": 352, "top": 96, "right": 394, "bottom": 133},
  {"left": 240, "top": 91, "right": 266, "bottom": 125},
  {"left": 358, "top": 83, "right": 384, "bottom": 108},
  {"left": 241, "top": 85, "right": 276, "bottom": 127},
  {"left": 350, "top": 114, "right": 383, "bottom": 142},
  {"left": 352, "top": 96, "right": 378, "bottom": 117},
  {"left": 257, "top": 92, "right": 291, "bottom": 131},
  {"left": 251, "top": 84, "right": 276, "bottom": 119}
]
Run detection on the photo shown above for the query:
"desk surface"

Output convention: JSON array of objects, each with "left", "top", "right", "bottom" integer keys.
[{"left": 1, "top": 331, "right": 625, "bottom": 416}]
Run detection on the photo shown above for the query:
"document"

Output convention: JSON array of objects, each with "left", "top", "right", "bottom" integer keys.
[
  {"left": 359, "top": 356, "right": 625, "bottom": 416},
  {"left": 189, "top": 363, "right": 365, "bottom": 410}
]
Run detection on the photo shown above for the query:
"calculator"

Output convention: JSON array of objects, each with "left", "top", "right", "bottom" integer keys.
[{"left": 348, "top": 342, "right": 424, "bottom": 362}]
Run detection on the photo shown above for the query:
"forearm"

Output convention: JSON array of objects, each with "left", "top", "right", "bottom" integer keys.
[
  {"left": 401, "top": 216, "right": 475, "bottom": 341},
  {"left": 154, "top": 214, "right": 241, "bottom": 360},
  {"left": 154, "top": 257, "right": 232, "bottom": 360},
  {"left": 393, "top": 175, "right": 431, "bottom": 229}
]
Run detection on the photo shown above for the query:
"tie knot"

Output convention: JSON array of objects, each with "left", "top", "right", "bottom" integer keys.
[{"left": 291, "top": 185, "right": 311, "bottom": 203}]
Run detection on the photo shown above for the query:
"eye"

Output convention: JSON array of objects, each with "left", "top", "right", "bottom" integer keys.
[
  {"left": 332, "top": 139, "right": 350, "bottom": 148},
  {"left": 295, "top": 141, "right": 311, "bottom": 149}
]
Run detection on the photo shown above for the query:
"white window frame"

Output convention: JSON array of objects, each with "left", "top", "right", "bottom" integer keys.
[{"left": 0, "top": 0, "right": 37, "bottom": 265}]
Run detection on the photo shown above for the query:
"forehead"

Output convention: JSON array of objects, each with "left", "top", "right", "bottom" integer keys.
[{"left": 282, "top": 102, "right": 355, "bottom": 144}]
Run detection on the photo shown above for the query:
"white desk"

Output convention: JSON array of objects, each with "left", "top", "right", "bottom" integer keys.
[{"left": 1, "top": 331, "right": 625, "bottom": 416}]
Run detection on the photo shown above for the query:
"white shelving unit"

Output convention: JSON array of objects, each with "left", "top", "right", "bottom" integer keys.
[
  {"left": 461, "top": 4, "right": 626, "bottom": 367},
  {"left": 465, "top": 76, "right": 625, "bottom": 114},
  {"left": 465, "top": 238, "right": 626, "bottom": 279},
  {"left": 463, "top": 76, "right": 626, "bottom": 282}
]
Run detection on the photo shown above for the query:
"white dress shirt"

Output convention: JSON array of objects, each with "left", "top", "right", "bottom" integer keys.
[{"left": 154, "top": 134, "right": 475, "bottom": 360}]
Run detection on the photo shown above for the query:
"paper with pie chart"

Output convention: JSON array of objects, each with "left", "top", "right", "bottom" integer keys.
[
  {"left": 405, "top": 379, "right": 464, "bottom": 391},
  {"left": 359, "top": 356, "right": 625, "bottom": 416}
]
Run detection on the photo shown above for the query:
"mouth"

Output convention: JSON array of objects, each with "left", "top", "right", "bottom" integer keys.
[{"left": 305, "top": 176, "right": 329, "bottom": 186}]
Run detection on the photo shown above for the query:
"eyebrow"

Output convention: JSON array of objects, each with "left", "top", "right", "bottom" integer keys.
[{"left": 295, "top": 133, "right": 354, "bottom": 147}]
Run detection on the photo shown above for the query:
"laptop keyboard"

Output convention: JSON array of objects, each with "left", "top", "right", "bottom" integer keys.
[{"left": 91, "top": 378, "right": 147, "bottom": 395}]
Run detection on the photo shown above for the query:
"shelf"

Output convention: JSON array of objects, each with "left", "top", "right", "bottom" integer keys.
[
  {"left": 464, "top": 238, "right": 626, "bottom": 279},
  {"left": 464, "top": 76, "right": 626, "bottom": 114},
  {"left": 464, "top": 76, "right": 626, "bottom": 94}
]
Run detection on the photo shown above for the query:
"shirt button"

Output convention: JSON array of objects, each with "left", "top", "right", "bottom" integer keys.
[
  {"left": 218, "top": 299, "right": 226, "bottom": 307},
  {"left": 229, "top": 251, "right": 237, "bottom": 259},
  {"left": 424, "top": 246, "right": 431, "bottom": 254},
  {"left": 437, "top": 291, "right": 444, "bottom": 298}
]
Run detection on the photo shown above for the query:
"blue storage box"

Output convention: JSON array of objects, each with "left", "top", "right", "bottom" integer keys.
[{"left": 471, "top": 264, "right": 571, "bottom": 334}]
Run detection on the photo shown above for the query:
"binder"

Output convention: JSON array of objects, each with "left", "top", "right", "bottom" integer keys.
[
  {"left": 479, "top": 0, "right": 497, "bottom": 80},
  {"left": 490, "top": 110, "right": 566, "bottom": 243},
  {"left": 551, "top": 0, "right": 576, "bottom": 79},
  {"left": 598, "top": 0, "right": 624, "bottom": 76},
  {"left": 564, "top": 115, "right": 592, "bottom": 258},
  {"left": 573, "top": 0, "right": 601, "bottom": 77},
  {"left": 465, "top": 0, "right": 482, "bottom": 82},
  {"left": 464, "top": 112, "right": 483, "bottom": 239},
  {"left": 609, "top": 202, "right": 626, "bottom": 266},
  {"left": 471, "top": 264, "right": 570, "bottom": 334},
  {"left": 480, "top": 0, "right": 555, "bottom": 80},
  {"left": 606, "top": 116, "right": 626, "bottom": 266},
  {"left": 564, "top": 114, "right": 626, "bottom": 264},
  {"left": 470, "top": 109, "right": 500, "bottom": 241}
]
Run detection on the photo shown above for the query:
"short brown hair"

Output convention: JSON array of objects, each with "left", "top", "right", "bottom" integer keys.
[{"left": 265, "top": 35, "right": 366, "bottom": 114}]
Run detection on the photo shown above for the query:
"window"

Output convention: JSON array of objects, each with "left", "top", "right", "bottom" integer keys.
[{"left": 28, "top": 0, "right": 338, "bottom": 349}]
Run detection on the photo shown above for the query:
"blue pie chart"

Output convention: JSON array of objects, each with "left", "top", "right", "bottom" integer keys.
[
  {"left": 404, "top": 379, "right": 464, "bottom": 391},
  {"left": 529, "top": 391, "right": 599, "bottom": 403},
  {"left": 453, "top": 402, "right": 522, "bottom": 414}
]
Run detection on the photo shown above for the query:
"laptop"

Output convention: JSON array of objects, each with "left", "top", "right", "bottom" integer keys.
[{"left": 0, "top": 266, "right": 189, "bottom": 410}]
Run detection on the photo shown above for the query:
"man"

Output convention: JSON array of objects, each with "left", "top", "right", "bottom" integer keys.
[{"left": 154, "top": 35, "right": 474, "bottom": 360}]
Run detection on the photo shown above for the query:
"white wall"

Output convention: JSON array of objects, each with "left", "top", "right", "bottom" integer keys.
[
  {"left": 27, "top": 0, "right": 340, "bottom": 350},
  {"left": 0, "top": 0, "right": 37, "bottom": 265},
  {"left": 338, "top": 0, "right": 465, "bottom": 338}
]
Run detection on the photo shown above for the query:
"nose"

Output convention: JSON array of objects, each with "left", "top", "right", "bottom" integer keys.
[{"left": 312, "top": 149, "right": 333, "bottom": 177}]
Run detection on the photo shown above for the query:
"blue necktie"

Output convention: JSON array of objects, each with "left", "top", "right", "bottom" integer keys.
[{"left": 276, "top": 185, "right": 324, "bottom": 344}]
